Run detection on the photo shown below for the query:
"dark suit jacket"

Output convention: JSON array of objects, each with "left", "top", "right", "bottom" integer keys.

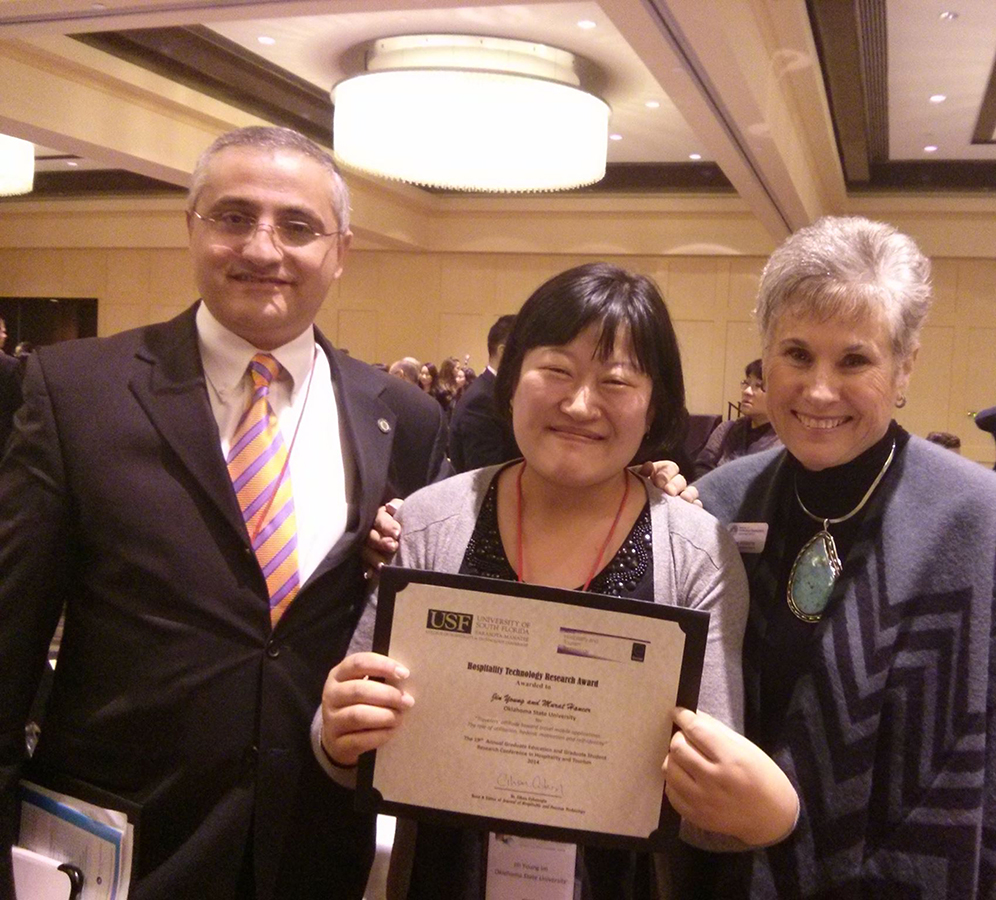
[
  {"left": 447, "top": 369, "right": 519, "bottom": 473},
  {"left": 0, "top": 305, "right": 447, "bottom": 900},
  {"left": 0, "top": 353, "right": 21, "bottom": 456}
]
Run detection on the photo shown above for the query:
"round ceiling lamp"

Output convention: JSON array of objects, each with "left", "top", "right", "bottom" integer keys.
[
  {"left": 0, "top": 134, "right": 34, "bottom": 197},
  {"left": 332, "top": 34, "right": 610, "bottom": 192}
]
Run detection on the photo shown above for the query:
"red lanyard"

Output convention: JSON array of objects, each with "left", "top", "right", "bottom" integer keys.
[{"left": 514, "top": 462, "right": 630, "bottom": 591}]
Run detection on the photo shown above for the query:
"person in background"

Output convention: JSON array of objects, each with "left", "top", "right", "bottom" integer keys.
[
  {"left": 318, "top": 263, "right": 798, "bottom": 900},
  {"left": 696, "top": 215, "right": 996, "bottom": 897},
  {"left": 389, "top": 357, "right": 421, "bottom": 385},
  {"left": 693, "top": 358, "right": 781, "bottom": 480},
  {"left": 0, "top": 126, "right": 448, "bottom": 900},
  {"left": 417, "top": 361, "right": 438, "bottom": 396},
  {"left": 0, "top": 350, "right": 20, "bottom": 453},
  {"left": 925, "top": 430, "right": 961, "bottom": 452},
  {"left": 434, "top": 357, "right": 460, "bottom": 412},
  {"left": 454, "top": 364, "right": 475, "bottom": 399},
  {"left": 449, "top": 314, "right": 520, "bottom": 472},
  {"left": 975, "top": 406, "right": 996, "bottom": 471}
]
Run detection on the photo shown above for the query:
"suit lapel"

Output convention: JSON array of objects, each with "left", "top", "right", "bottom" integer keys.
[
  {"left": 128, "top": 306, "right": 248, "bottom": 543},
  {"left": 304, "top": 332, "right": 395, "bottom": 583}
]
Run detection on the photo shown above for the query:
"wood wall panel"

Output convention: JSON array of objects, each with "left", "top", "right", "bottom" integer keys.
[
  {"left": 898, "top": 325, "right": 955, "bottom": 441},
  {"left": 336, "top": 308, "right": 378, "bottom": 364}
]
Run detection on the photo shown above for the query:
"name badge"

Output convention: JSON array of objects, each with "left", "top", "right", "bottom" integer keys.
[
  {"left": 728, "top": 522, "right": 768, "bottom": 554},
  {"left": 486, "top": 833, "right": 577, "bottom": 900}
]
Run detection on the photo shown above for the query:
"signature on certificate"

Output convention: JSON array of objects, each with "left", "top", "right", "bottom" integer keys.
[{"left": 496, "top": 771, "right": 564, "bottom": 798}]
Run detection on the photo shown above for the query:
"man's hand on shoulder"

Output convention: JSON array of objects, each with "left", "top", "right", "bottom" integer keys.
[{"left": 634, "top": 460, "right": 701, "bottom": 507}]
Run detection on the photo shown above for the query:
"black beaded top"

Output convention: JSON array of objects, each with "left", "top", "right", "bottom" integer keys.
[{"left": 459, "top": 475, "right": 654, "bottom": 597}]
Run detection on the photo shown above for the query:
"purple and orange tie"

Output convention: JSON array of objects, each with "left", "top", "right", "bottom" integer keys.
[{"left": 227, "top": 353, "right": 300, "bottom": 627}]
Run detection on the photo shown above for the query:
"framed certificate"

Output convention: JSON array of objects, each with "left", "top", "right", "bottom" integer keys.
[{"left": 356, "top": 567, "right": 709, "bottom": 849}]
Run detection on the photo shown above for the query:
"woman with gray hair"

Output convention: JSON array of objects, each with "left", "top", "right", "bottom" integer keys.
[{"left": 696, "top": 216, "right": 996, "bottom": 897}]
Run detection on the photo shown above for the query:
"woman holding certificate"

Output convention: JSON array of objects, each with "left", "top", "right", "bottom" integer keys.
[{"left": 317, "top": 263, "right": 798, "bottom": 898}]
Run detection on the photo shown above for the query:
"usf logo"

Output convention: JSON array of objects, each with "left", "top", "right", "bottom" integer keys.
[{"left": 426, "top": 609, "right": 473, "bottom": 634}]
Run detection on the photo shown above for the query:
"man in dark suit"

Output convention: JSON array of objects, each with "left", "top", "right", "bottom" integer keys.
[
  {"left": 448, "top": 314, "right": 519, "bottom": 472},
  {"left": 0, "top": 127, "right": 447, "bottom": 900}
]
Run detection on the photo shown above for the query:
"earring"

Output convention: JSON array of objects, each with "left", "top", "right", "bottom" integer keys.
[{"left": 895, "top": 395, "right": 907, "bottom": 409}]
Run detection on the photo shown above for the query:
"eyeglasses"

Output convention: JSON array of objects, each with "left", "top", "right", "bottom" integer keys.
[
  {"left": 740, "top": 379, "right": 764, "bottom": 391},
  {"left": 191, "top": 209, "right": 341, "bottom": 248}
]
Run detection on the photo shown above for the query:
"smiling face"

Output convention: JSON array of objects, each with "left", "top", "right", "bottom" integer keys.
[
  {"left": 511, "top": 324, "right": 653, "bottom": 489},
  {"left": 763, "top": 307, "right": 914, "bottom": 470},
  {"left": 187, "top": 146, "right": 349, "bottom": 350}
]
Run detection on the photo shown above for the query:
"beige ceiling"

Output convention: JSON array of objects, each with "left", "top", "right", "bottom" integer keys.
[
  {"left": 1, "top": 0, "right": 994, "bottom": 244},
  {"left": 208, "top": 2, "right": 707, "bottom": 164}
]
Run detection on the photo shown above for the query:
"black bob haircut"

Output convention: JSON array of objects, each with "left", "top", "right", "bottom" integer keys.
[{"left": 495, "top": 262, "right": 687, "bottom": 463}]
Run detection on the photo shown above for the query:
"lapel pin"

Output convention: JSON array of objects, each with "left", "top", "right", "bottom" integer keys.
[{"left": 377, "top": 418, "right": 391, "bottom": 434}]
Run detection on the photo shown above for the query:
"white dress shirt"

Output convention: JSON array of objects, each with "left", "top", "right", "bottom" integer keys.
[{"left": 196, "top": 303, "right": 354, "bottom": 588}]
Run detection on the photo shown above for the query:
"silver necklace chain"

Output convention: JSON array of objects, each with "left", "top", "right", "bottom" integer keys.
[{"left": 794, "top": 439, "right": 897, "bottom": 527}]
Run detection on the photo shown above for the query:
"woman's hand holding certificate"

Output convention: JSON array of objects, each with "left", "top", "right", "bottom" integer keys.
[{"left": 664, "top": 708, "right": 799, "bottom": 846}]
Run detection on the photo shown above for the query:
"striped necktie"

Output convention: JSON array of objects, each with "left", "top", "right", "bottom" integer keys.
[{"left": 227, "top": 353, "right": 300, "bottom": 626}]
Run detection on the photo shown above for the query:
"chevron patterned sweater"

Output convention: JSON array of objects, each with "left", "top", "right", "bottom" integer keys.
[{"left": 698, "top": 436, "right": 996, "bottom": 898}]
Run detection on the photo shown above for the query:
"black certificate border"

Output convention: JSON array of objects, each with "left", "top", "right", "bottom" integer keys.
[{"left": 356, "top": 566, "right": 709, "bottom": 851}]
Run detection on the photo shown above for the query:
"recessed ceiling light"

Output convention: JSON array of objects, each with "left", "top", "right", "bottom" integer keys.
[
  {"left": 929, "top": 94, "right": 947, "bottom": 103},
  {"left": 645, "top": 100, "right": 660, "bottom": 109},
  {"left": 689, "top": 153, "right": 702, "bottom": 161},
  {"left": 66, "top": 160, "right": 79, "bottom": 167},
  {"left": 939, "top": 11, "right": 958, "bottom": 21},
  {"left": 924, "top": 145, "right": 938, "bottom": 153},
  {"left": 609, "top": 133, "right": 622, "bottom": 141},
  {"left": 577, "top": 20, "right": 596, "bottom": 30},
  {"left": 258, "top": 35, "right": 276, "bottom": 46}
]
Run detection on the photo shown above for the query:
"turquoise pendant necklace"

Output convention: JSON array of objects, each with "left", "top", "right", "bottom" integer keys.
[{"left": 787, "top": 439, "right": 896, "bottom": 623}]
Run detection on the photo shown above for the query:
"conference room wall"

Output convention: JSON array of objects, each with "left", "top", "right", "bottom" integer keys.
[{"left": 0, "top": 206, "right": 993, "bottom": 465}]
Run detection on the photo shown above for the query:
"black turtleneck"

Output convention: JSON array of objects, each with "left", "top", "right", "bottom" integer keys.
[{"left": 753, "top": 420, "right": 910, "bottom": 747}]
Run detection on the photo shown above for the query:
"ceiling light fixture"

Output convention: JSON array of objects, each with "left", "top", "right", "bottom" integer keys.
[
  {"left": 0, "top": 134, "right": 34, "bottom": 196},
  {"left": 924, "top": 145, "right": 938, "bottom": 153},
  {"left": 645, "top": 100, "right": 660, "bottom": 109},
  {"left": 930, "top": 94, "right": 947, "bottom": 103},
  {"left": 609, "top": 133, "right": 622, "bottom": 141},
  {"left": 332, "top": 34, "right": 609, "bottom": 192},
  {"left": 257, "top": 36, "right": 276, "bottom": 46},
  {"left": 577, "top": 20, "right": 597, "bottom": 30},
  {"left": 939, "top": 11, "right": 959, "bottom": 21},
  {"left": 689, "top": 153, "right": 702, "bottom": 161},
  {"left": 66, "top": 160, "right": 79, "bottom": 167}
]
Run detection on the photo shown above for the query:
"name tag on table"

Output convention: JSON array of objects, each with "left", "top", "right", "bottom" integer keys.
[{"left": 728, "top": 522, "right": 768, "bottom": 554}]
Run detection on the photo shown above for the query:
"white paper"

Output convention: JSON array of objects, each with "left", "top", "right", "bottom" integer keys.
[
  {"left": 12, "top": 846, "right": 75, "bottom": 900},
  {"left": 18, "top": 782, "right": 133, "bottom": 900}
]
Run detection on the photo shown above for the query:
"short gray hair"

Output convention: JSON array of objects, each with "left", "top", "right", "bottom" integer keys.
[
  {"left": 187, "top": 126, "right": 350, "bottom": 232},
  {"left": 756, "top": 216, "right": 931, "bottom": 361}
]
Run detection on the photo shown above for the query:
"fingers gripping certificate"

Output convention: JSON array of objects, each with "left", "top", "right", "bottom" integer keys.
[{"left": 357, "top": 568, "right": 708, "bottom": 848}]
